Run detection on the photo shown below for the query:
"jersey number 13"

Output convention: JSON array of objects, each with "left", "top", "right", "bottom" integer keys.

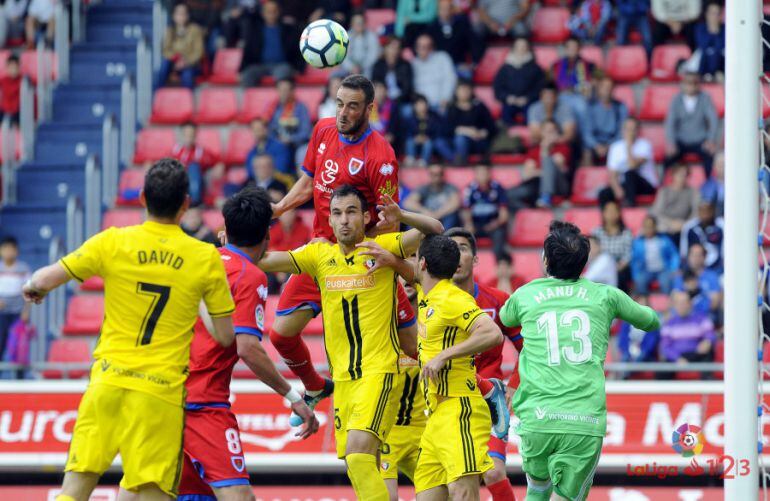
[{"left": 536, "top": 310, "right": 592, "bottom": 366}]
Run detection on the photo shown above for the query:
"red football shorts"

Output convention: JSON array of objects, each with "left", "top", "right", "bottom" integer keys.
[
  {"left": 178, "top": 407, "right": 249, "bottom": 495},
  {"left": 488, "top": 435, "right": 508, "bottom": 462},
  {"left": 276, "top": 273, "right": 416, "bottom": 328}
]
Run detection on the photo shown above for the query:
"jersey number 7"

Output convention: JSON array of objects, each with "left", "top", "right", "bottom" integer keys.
[{"left": 136, "top": 282, "right": 171, "bottom": 346}]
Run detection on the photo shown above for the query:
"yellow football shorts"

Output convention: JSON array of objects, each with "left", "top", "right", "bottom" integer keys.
[
  {"left": 380, "top": 423, "right": 425, "bottom": 480},
  {"left": 65, "top": 383, "right": 184, "bottom": 496},
  {"left": 332, "top": 373, "right": 399, "bottom": 458},
  {"left": 413, "top": 395, "right": 494, "bottom": 493}
]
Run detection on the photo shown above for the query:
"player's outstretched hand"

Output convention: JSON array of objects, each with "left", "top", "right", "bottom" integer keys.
[
  {"left": 22, "top": 281, "right": 46, "bottom": 304},
  {"left": 291, "top": 401, "right": 320, "bottom": 439},
  {"left": 356, "top": 240, "right": 397, "bottom": 275},
  {"left": 217, "top": 231, "right": 228, "bottom": 246},
  {"left": 421, "top": 354, "right": 448, "bottom": 383},
  {"left": 376, "top": 194, "right": 402, "bottom": 229}
]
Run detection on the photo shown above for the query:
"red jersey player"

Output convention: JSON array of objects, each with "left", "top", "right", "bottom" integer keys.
[
  {"left": 178, "top": 188, "right": 318, "bottom": 501},
  {"left": 268, "top": 75, "right": 416, "bottom": 423}
]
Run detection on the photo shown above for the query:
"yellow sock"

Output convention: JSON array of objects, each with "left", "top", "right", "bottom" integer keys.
[
  {"left": 55, "top": 496, "right": 77, "bottom": 501},
  {"left": 346, "top": 452, "right": 389, "bottom": 501}
]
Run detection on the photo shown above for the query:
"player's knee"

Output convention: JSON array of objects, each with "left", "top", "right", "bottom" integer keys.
[
  {"left": 483, "top": 464, "right": 506, "bottom": 485},
  {"left": 448, "top": 476, "right": 480, "bottom": 501},
  {"left": 214, "top": 484, "right": 255, "bottom": 501},
  {"left": 345, "top": 430, "right": 381, "bottom": 456},
  {"left": 384, "top": 479, "right": 399, "bottom": 501},
  {"left": 550, "top": 493, "right": 569, "bottom": 501},
  {"left": 271, "top": 310, "right": 313, "bottom": 338}
]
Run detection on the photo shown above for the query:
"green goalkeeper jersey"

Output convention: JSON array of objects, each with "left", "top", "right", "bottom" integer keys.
[{"left": 500, "top": 277, "right": 660, "bottom": 437}]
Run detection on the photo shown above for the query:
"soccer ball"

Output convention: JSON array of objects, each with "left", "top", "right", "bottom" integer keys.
[{"left": 299, "top": 19, "right": 349, "bottom": 69}]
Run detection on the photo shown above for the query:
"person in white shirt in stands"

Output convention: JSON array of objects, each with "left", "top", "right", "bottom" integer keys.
[
  {"left": 599, "top": 117, "right": 658, "bottom": 206},
  {"left": 0, "top": 236, "right": 30, "bottom": 361},
  {"left": 411, "top": 34, "right": 457, "bottom": 111},
  {"left": 584, "top": 235, "right": 618, "bottom": 287}
]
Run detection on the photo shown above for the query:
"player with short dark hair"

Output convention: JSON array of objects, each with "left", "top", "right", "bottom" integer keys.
[
  {"left": 500, "top": 221, "right": 660, "bottom": 500},
  {"left": 23, "top": 159, "right": 236, "bottom": 501},
  {"left": 178, "top": 187, "right": 318, "bottom": 501}
]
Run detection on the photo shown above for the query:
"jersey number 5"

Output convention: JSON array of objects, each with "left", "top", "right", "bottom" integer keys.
[
  {"left": 136, "top": 282, "right": 171, "bottom": 345},
  {"left": 536, "top": 310, "right": 592, "bottom": 366}
]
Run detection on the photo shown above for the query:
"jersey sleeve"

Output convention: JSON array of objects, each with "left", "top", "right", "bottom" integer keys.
[
  {"left": 451, "top": 293, "right": 486, "bottom": 332},
  {"left": 231, "top": 269, "right": 267, "bottom": 339},
  {"left": 366, "top": 148, "right": 399, "bottom": 204},
  {"left": 202, "top": 246, "right": 235, "bottom": 318},
  {"left": 609, "top": 287, "right": 661, "bottom": 332},
  {"left": 59, "top": 228, "right": 114, "bottom": 282},
  {"left": 499, "top": 290, "right": 522, "bottom": 328},
  {"left": 287, "top": 243, "right": 320, "bottom": 277},
  {"left": 300, "top": 122, "right": 320, "bottom": 177},
  {"left": 374, "top": 232, "right": 407, "bottom": 259}
]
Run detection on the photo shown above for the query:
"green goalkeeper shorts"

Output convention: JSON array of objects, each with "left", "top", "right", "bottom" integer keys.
[{"left": 518, "top": 431, "right": 603, "bottom": 501}]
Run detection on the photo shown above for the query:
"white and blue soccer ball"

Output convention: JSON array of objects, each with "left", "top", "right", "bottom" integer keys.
[{"left": 299, "top": 19, "right": 349, "bottom": 69}]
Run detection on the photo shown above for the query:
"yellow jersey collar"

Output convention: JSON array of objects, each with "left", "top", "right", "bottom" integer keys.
[{"left": 142, "top": 220, "right": 184, "bottom": 234}]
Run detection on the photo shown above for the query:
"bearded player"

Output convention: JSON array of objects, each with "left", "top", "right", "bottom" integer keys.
[
  {"left": 268, "top": 74, "right": 415, "bottom": 423},
  {"left": 177, "top": 188, "right": 318, "bottom": 501}
]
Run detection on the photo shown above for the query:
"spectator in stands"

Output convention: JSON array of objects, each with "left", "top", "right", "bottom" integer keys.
[
  {"left": 308, "top": 1, "right": 352, "bottom": 28},
  {"left": 0, "top": 0, "right": 28, "bottom": 48},
  {"left": 486, "top": 253, "right": 527, "bottom": 294},
  {"left": 223, "top": 0, "right": 260, "bottom": 48},
  {"left": 508, "top": 119, "right": 571, "bottom": 209},
  {"left": 584, "top": 235, "right": 618, "bottom": 287},
  {"left": 248, "top": 154, "right": 289, "bottom": 200},
  {"left": 650, "top": 0, "right": 699, "bottom": 46},
  {"left": 25, "top": 0, "right": 54, "bottom": 49},
  {"left": 615, "top": 0, "right": 653, "bottom": 56},
  {"left": 268, "top": 206, "right": 310, "bottom": 292},
  {"left": 172, "top": 123, "right": 223, "bottom": 206},
  {"left": 680, "top": 199, "right": 724, "bottom": 272},
  {"left": 245, "top": 118, "right": 292, "bottom": 176},
  {"left": 659, "top": 290, "right": 716, "bottom": 369},
  {"left": 370, "top": 80, "right": 396, "bottom": 141},
  {"left": 552, "top": 38, "right": 595, "bottom": 95},
  {"left": 269, "top": 77, "right": 311, "bottom": 160},
  {"left": 411, "top": 34, "right": 457, "bottom": 111},
  {"left": 318, "top": 73, "right": 346, "bottom": 120},
  {"left": 396, "top": 0, "right": 438, "bottom": 49},
  {"left": 651, "top": 164, "right": 699, "bottom": 240},
  {"left": 341, "top": 13, "right": 381, "bottom": 78},
  {"left": 631, "top": 215, "right": 680, "bottom": 295},
  {"left": 185, "top": 0, "right": 225, "bottom": 57},
  {"left": 0, "top": 236, "right": 29, "bottom": 361},
  {"left": 403, "top": 94, "right": 441, "bottom": 167},
  {"left": 700, "top": 151, "right": 724, "bottom": 218},
  {"left": 581, "top": 76, "right": 627, "bottom": 165},
  {"left": 592, "top": 200, "right": 633, "bottom": 291},
  {"left": 372, "top": 37, "right": 414, "bottom": 104},
  {"left": 462, "top": 164, "right": 509, "bottom": 261},
  {"left": 427, "top": 0, "right": 475, "bottom": 77},
  {"left": 568, "top": 0, "right": 611, "bottom": 45},
  {"left": 617, "top": 295, "right": 661, "bottom": 373},
  {"left": 475, "top": 0, "right": 532, "bottom": 42},
  {"left": 694, "top": 2, "right": 725, "bottom": 81},
  {"left": 239, "top": 1, "right": 302, "bottom": 87},
  {"left": 181, "top": 205, "right": 219, "bottom": 245},
  {"left": 664, "top": 72, "right": 719, "bottom": 178},
  {"left": 404, "top": 164, "right": 461, "bottom": 229},
  {"left": 435, "top": 80, "right": 496, "bottom": 164},
  {"left": 157, "top": 3, "right": 204, "bottom": 89},
  {"left": 528, "top": 82, "right": 577, "bottom": 146},
  {"left": 673, "top": 243, "right": 722, "bottom": 317},
  {"left": 493, "top": 37, "right": 546, "bottom": 126},
  {"left": 599, "top": 117, "right": 658, "bottom": 207},
  {"left": 0, "top": 56, "right": 21, "bottom": 125}
]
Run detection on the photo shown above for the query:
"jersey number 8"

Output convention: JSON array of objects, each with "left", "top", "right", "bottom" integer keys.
[{"left": 536, "top": 310, "right": 592, "bottom": 366}]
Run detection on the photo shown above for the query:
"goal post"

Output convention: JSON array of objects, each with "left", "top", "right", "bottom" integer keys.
[{"left": 724, "top": 0, "right": 760, "bottom": 499}]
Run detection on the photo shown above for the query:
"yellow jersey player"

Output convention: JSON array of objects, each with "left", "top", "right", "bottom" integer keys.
[
  {"left": 22, "top": 160, "right": 236, "bottom": 501},
  {"left": 256, "top": 185, "right": 442, "bottom": 500},
  {"left": 414, "top": 234, "right": 504, "bottom": 501}
]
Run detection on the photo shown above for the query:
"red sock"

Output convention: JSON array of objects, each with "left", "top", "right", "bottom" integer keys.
[
  {"left": 476, "top": 375, "right": 494, "bottom": 397},
  {"left": 487, "top": 478, "right": 516, "bottom": 501},
  {"left": 269, "top": 330, "right": 326, "bottom": 392}
]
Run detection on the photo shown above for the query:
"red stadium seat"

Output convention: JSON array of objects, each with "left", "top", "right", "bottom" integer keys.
[
  {"left": 296, "top": 66, "right": 335, "bottom": 86},
  {"left": 62, "top": 295, "right": 105, "bottom": 335},
  {"left": 513, "top": 251, "right": 545, "bottom": 282},
  {"left": 507, "top": 126, "right": 531, "bottom": 148},
  {"left": 80, "top": 276, "right": 104, "bottom": 291},
  {"left": 613, "top": 85, "right": 637, "bottom": 117},
  {"left": 473, "top": 46, "right": 507, "bottom": 85},
  {"left": 296, "top": 210, "right": 316, "bottom": 230},
  {"left": 226, "top": 166, "right": 248, "bottom": 187},
  {"left": 623, "top": 207, "right": 649, "bottom": 235},
  {"left": 606, "top": 46, "right": 648, "bottom": 83},
  {"left": 638, "top": 84, "right": 679, "bottom": 121},
  {"left": 443, "top": 167, "right": 476, "bottom": 193},
  {"left": 20, "top": 50, "right": 56, "bottom": 84},
  {"left": 563, "top": 208, "right": 601, "bottom": 234},
  {"left": 42, "top": 339, "right": 92, "bottom": 379},
  {"left": 150, "top": 88, "right": 194, "bottom": 124},
  {"left": 133, "top": 128, "right": 176, "bottom": 163},
  {"left": 510, "top": 209, "right": 554, "bottom": 247},
  {"left": 702, "top": 84, "right": 725, "bottom": 117},
  {"left": 580, "top": 46, "right": 604, "bottom": 70},
  {"left": 295, "top": 87, "right": 325, "bottom": 121},
  {"left": 648, "top": 293, "right": 670, "bottom": 313},
  {"left": 474, "top": 86, "right": 501, "bottom": 119},
  {"left": 650, "top": 45, "right": 691, "bottom": 82},
  {"left": 194, "top": 88, "right": 237, "bottom": 124},
  {"left": 0, "top": 50, "right": 11, "bottom": 79},
  {"left": 663, "top": 164, "right": 707, "bottom": 188},
  {"left": 491, "top": 166, "right": 522, "bottom": 189},
  {"left": 571, "top": 167, "right": 609, "bottom": 206},
  {"left": 639, "top": 124, "right": 666, "bottom": 162},
  {"left": 365, "top": 8, "right": 396, "bottom": 32},
  {"left": 224, "top": 127, "right": 255, "bottom": 166},
  {"left": 202, "top": 209, "right": 224, "bottom": 232},
  {"left": 116, "top": 168, "right": 145, "bottom": 206},
  {"left": 534, "top": 46, "right": 559, "bottom": 71},
  {"left": 531, "top": 8, "right": 570, "bottom": 43},
  {"left": 208, "top": 48, "right": 243, "bottom": 84},
  {"left": 239, "top": 88, "right": 278, "bottom": 123},
  {"left": 102, "top": 209, "right": 143, "bottom": 229},
  {"left": 400, "top": 168, "right": 429, "bottom": 189},
  {"left": 475, "top": 251, "right": 497, "bottom": 284},
  {"left": 196, "top": 127, "right": 223, "bottom": 161}
]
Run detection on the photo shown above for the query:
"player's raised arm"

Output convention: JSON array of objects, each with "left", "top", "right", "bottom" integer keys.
[
  {"left": 22, "top": 262, "right": 71, "bottom": 304},
  {"left": 271, "top": 173, "right": 313, "bottom": 218},
  {"left": 376, "top": 194, "right": 444, "bottom": 255},
  {"left": 256, "top": 251, "right": 301, "bottom": 274},
  {"left": 611, "top": 287, "right": 661, "bottom": 332}
]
